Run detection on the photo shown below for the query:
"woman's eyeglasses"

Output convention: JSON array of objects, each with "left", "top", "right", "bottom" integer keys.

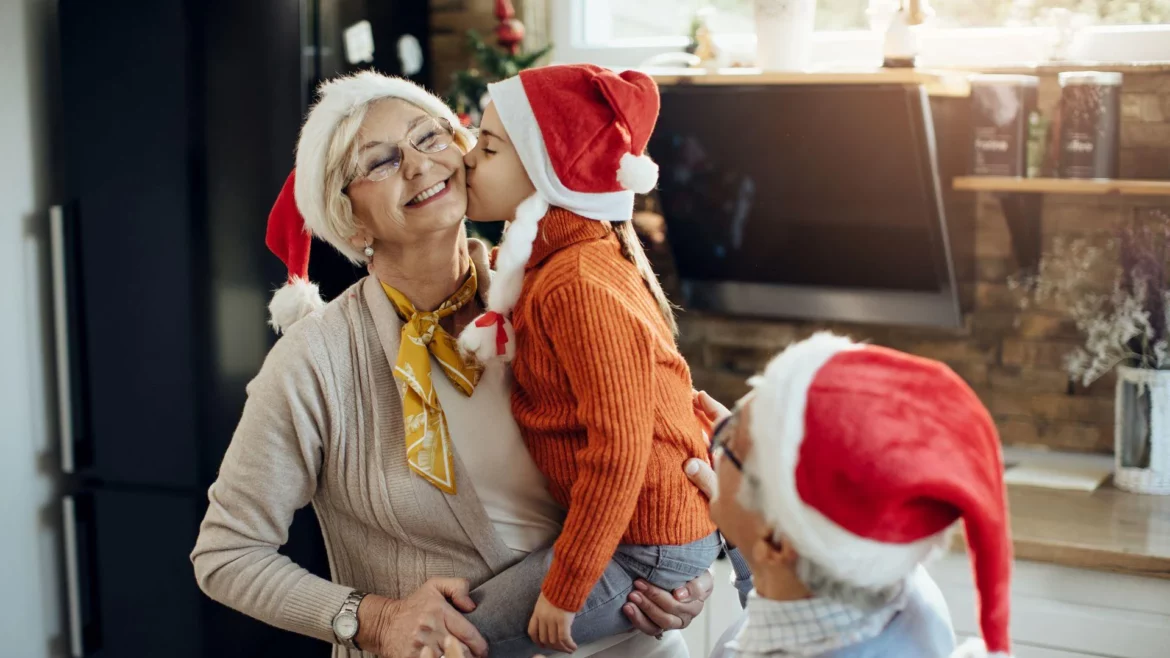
[
  {"left": 709, "top": 410, "right": 744, "bottom": 472},
  {"left": 349, "top": 116, "right": 454, "bottom": 186}
]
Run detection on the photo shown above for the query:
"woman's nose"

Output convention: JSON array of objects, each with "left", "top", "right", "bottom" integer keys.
[
  {"left": 463, "top": 149, "right": 476, "bottom": 169},
  {"left": 400, "top": 148, "right": 433, "bottom": 179}
]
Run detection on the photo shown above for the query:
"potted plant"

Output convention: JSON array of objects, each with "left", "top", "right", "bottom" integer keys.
[{"left": 1011, "top": 215, "right": 1170, "bottom": 494}]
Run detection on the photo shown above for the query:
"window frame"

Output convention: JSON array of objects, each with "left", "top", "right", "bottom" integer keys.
[{"left": 551, "top": 0, "right": 1170, "bottom": 69}]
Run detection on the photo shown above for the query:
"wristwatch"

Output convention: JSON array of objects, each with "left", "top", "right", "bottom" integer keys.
[{"left": 332, "top": 590, "right": 368, "bottom": 650}]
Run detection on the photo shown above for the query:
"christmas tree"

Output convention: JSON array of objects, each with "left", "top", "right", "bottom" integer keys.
[
  {"left": 450, "top": 0, "right": 551, "bottom": 244},
  {"left": 446, "top": 0, "right": 552, "bottom": 127}
]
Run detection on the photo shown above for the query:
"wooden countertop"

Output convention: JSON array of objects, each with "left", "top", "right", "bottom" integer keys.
[
  {"left": 953, "top": 483, "right": 1170, "bottom": 580},
  {"left": 645, "top": 67, "right": 972, "bottom": 98}
]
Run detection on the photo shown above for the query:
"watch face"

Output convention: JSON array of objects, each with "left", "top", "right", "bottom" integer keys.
[{"left": 334, "top": 613, "right": 358, "bottom": 639}]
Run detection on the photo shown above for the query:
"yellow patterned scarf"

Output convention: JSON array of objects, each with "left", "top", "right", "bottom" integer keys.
[{"left": 382, "top": 268, "right": 482, "bottom": 494}]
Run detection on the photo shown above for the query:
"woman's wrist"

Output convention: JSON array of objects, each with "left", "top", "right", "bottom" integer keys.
[{"left": 355, "top": 593, "right": 395, "bottom": 654}]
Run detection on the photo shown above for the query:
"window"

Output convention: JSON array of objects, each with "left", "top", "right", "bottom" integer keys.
[
  {"left": 598, "top": 0, "right": 1170, "bottom": 39},
  {"left": 554, "top": 0, "right": 1170, "bottom": 68}
]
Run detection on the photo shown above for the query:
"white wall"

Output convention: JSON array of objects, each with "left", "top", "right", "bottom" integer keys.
[{"left": 0, "top": 0, "right": 66, "bottom": 656}]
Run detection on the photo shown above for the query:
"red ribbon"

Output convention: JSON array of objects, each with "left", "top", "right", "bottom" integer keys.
[{"left": 475, "top": 311, "right": 509, "bottom": 356}]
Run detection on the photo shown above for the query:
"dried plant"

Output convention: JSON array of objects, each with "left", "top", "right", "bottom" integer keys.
[{"left": 1009, "top": 211, "right": 1170, "bottom": 385}]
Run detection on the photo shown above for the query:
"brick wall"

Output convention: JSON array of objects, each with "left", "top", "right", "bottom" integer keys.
[{"left": 674, "top": 66, "right": 1170, "bottom": 455}]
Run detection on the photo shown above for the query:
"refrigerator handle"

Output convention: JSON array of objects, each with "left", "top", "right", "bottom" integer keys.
[
  {"left": 51, "top": 203, "right": 89, "bottom": 473},
  {"left": 50, "top": 205, "right": 76, "bottom": 473},
  {"left": 62, "top": 496, "right": 84, "bottom": 658}
]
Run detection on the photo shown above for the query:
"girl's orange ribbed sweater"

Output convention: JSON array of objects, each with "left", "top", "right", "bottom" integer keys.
[{"left": 509, "top": 208, "right": 716, "bottom": 612}]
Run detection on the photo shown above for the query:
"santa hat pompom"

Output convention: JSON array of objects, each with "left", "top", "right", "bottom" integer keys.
[
  {"left": 458, "top": 311, "right": 517, "bottom": 363},
  {"left": 268, "top": 276, "right": 326, "bottom": 334},
  {"left": 950, "top": 638, "right": 1013, "bottom": 658},
  {"left": 617, "top": 152, "right": 659, "bottom": 194}
]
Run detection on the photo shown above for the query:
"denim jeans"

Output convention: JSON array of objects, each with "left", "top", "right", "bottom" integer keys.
[{"left": 466, "top": 532, "right": 722, "bottom": 658}]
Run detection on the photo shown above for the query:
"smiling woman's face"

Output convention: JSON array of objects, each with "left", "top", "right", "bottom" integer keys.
[{"left": 345, "top": 99, "right": 468, "bottom": 248}]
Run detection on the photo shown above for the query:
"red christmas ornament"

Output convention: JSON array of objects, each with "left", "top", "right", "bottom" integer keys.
[{"left": 494, "top": 0, "right": 525, "bottom": 55}]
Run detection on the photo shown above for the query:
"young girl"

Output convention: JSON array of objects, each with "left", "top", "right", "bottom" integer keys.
[{"left": 458, "top": 64, "right": 721, "bottom": 656}]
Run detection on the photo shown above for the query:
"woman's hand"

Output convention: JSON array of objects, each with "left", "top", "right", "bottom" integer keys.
[
  {"left": 684, "top": 458, "right": 718, "bottom": 499},
  {"left": 528, "top": 592, "right": 578, "bottom": 654},
  {"left": 622, "top": 569, "right": 714, "bottom": 637},
  {"left": 357, "top": 578, "right": 488, "bottom": 658}
]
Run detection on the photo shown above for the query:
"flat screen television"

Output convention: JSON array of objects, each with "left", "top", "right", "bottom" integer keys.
[{"left": 650, "top": 83, "right": 963, "bottom": 328}]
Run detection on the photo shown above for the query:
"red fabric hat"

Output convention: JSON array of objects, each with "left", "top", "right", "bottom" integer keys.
[
  {"left": 747, "top": 333, "right": 1013, "bottom": 658},
  {"left": 512, "top": 63, "right": 660, "bottom": 195},
  {"left": 459, "top": 64, "right": 661, "bottom": 364},
  {"left": 265, "top": 170, "right": 325, "bottom": 333}
]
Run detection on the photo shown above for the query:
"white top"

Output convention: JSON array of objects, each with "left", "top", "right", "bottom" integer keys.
[{"left": 435, "top": 359, "right": 564, "bottom": 554}]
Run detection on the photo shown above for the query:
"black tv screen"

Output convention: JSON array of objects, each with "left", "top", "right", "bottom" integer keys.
[{"left": 650, "top": 83, "right": 962, "bottom": 327}]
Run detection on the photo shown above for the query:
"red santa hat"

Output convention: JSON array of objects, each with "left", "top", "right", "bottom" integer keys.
[
  {"left": 747, "top": 333, "right": 1013, "bottom": 658},
  {"left": 267, "top": 72, "right": 470, "bottom": 334},
  {"left": 458, "top": 64, "right": 660, "bottom": 362}
]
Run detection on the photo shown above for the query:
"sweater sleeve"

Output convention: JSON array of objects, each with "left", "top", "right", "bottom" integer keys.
[
  {"left": 190, "top": 324, "right": 353, "bottom": 644},
  {"left": 538, "top": 281, "right": 657, "bottom": 611}
]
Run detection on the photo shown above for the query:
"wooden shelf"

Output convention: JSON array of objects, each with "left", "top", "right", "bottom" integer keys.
[
  {"left": 950, "top": 483, "right": 1170, "bottom": 580},
  {"left": 954, "top": 176, "right": 1170, "bottom": 196},
  {"left": 646, "top": 67, "right": 972, "bottom": 98}
]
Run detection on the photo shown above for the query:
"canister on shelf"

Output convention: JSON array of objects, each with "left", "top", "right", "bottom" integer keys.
[{"left": 1058, "top": 71, "right": 1122, "bottom": 179}]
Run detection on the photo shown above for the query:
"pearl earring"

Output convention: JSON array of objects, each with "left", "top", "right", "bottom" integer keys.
[{"left": 363, "top": 242, "right": 375, "bottom": 258}]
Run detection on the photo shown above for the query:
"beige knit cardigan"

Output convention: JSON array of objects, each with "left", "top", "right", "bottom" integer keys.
[{"left": 190, "top": 242, "right": 518, "bottom": 658}]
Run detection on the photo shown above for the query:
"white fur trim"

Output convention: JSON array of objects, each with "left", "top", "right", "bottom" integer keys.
[
  {"left": 616, "top": 152, "right": 659, "bottom": 193},
  {"left": 949, "top": 638, "right": 1012, "bottom": 658},
  {"left": 458, "top": 314, "right": 517, "bottom": 363},
  {"left": 268, "top": 277, "right": 326, "bottom": 334},
  {"left": 458, "top": 193, "right": 546, "bottom": 365},
  {"left": 295, "top": 71, "right": 470, "bottom": 262},
  {"left": 747, "top": 332, "right": 950, "bottom": 589},
  {"left": 489, "top": 193, "right": 548, "bottom": 314},
  {"left": 487, "top": 76, "right": 635, "bottom": 222}
]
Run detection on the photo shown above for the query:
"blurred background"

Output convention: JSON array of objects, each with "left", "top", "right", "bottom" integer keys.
[{"left": 4, "top": 1, "right": 1170, "bottom": 657}]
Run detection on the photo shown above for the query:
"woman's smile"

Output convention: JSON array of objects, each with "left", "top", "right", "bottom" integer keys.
[{"left": 405, "top": 174, "right": 454, "bottom": 208}]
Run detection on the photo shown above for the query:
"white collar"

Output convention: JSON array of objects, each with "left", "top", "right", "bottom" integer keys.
[{"left": 730, "top": 586, "right": 909, "bottom": 657}]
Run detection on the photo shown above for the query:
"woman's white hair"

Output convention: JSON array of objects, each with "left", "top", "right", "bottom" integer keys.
[{"left": 293, "top": 71, "right": 473, "bottom": 264}]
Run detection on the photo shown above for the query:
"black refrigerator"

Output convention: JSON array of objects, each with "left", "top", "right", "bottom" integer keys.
[{"left": 52, "top": 1, "right": 431, "bottom": 656}]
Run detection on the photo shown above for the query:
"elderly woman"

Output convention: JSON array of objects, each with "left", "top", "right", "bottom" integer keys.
[{"left": 189, "top": 72, "right": 714, "bottom": 658}]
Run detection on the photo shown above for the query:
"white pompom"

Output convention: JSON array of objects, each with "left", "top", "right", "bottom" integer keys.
[
  {"left": 268, "top": 276, "right": 326, "bottom": 334},
  {"left": 617, "top": 152, "right": 659, "bottom": 194},
  {"left": 458, "top": 313, "right": 516, "bottom": 363},
  {"left": 949, "top": 639, "right": 1013, "bottom": 658}
]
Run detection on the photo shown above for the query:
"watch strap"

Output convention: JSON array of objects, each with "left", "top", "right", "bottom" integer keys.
[{"left": 334, "top": 590, "right": 368, "bottom": 650}]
